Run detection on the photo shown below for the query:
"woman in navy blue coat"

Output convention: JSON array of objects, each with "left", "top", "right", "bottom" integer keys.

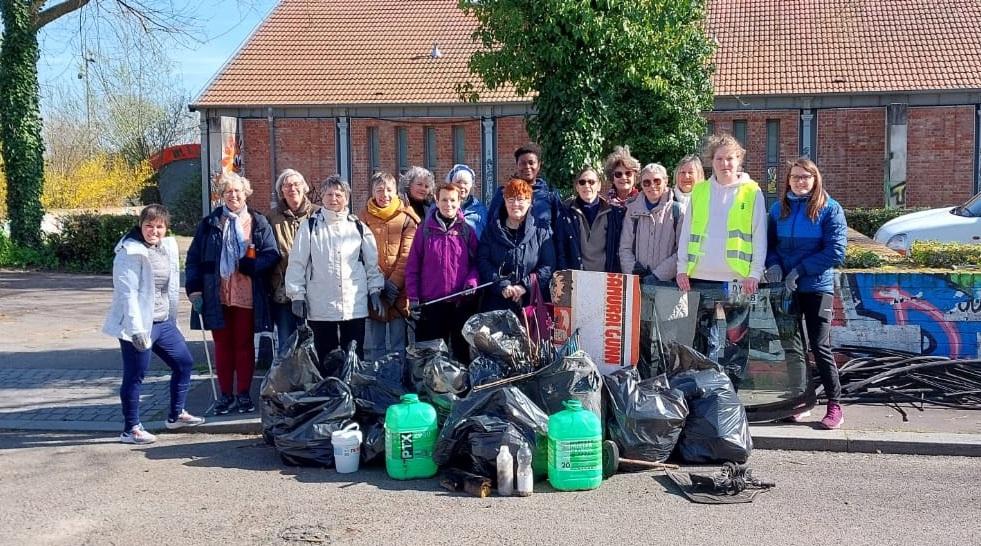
[{"left": 765, "top": 157, "right": 847, "bottom": 429}]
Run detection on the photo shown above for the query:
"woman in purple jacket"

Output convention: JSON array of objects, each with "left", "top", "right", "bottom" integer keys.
[{"left": 405, "top": 181, "right": 480, "bottom": 363}]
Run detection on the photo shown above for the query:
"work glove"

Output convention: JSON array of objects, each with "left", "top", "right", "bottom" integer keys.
[
  {"left": 785, "top": 268, "right": 800, "bottom": 292},
  {"left": 132, "top": 333, "right": 151, "bottom": 352},
  {"left": 408, "top": 300, "right": 422, "bottom": 321},
  {"left": 383, "top": 280, "right": 399, "bottom": 303},
  {"left": 461, "top": 281, "right": 478, "bottom": 298},
  {"left": 631, "top": 262, "right": 650, "bottom": 277},
  {"left": 369, "top": 291, "right": 384, "bottom": 316},
  {"left": 189, "top": 293, "right": 203, "bottom": 314},
  {"left": 291, "top": 299, "right": 307, "bottom": 319},
  {"left": 237, "top": 256, "right": 256, "bottom": 276},
  {"left": 764, "top": 264, "right": 783, "bottom": 283}
]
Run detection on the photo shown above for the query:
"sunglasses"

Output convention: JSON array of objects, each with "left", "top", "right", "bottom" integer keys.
[
  {"left": 613, "top": 170, "right": 634, "bottom": 179},
  {"left": 577, "top": 179, "right": 598, "bottom": 186},
  {"left": 641, "top": 178, "right": 665, "bottom": 187}
]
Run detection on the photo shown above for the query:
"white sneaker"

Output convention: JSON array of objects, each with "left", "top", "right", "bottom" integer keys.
[
  {"left": 120, "top": 424, "right": 157, "bottom": 444},
  {"left": 165, "top": 410, "right": 206, "bottom": 430}
]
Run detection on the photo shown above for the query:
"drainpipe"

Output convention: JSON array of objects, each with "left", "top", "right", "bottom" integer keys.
[
  {"left": 268, "top": 107, "right": 277, "bottom": 207},
  {"left": 481, "top": 115, "right": 496, "bottom": 203},
  {"left": 199, "top": 110, "right": 210, "bottom": 215},
  {"left": 337, "top": 116, "right": 351, "bottom": 183}
]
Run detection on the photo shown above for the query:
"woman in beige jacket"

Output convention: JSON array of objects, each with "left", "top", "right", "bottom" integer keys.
[{"left": 618, "top": 163, "right": 683, "bottom": 281}]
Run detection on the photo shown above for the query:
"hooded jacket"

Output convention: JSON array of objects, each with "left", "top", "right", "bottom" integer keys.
[
  {"left": 285, "top": 208, "right": 385, "bottom": 321},
  {"left": 461, "top": 195, "right": 489, "bottom": 239},
  {"left": 560, "top": 196, "right": 625, "bottom": 273},
  {"left": 477, "top": 212, "right": 556, "bottom": 312},
  {"left": 103, "top": 233, "right": 180, "bottom": 343},
  {"left": 185, "top": 207, "right": 279, "bottom": 332},
  {"left": 619, "top": 191, "right": 683, "bottom": 281},
  {"left": 267, "top": 198, "right": 319, "bottom": 304},
  {"left": 405, "top": 209, "right": 479, "bottom": 303},
  {"left": 359, "top": 201, "right": 420, "bottom": 321},
  {"left": 766, "top": 193, "right": 847, "bottom": 294}
]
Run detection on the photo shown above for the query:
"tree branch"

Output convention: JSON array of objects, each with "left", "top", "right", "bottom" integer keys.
[{"left": 35, "top": 0, "right": 91, "bottom": 29}]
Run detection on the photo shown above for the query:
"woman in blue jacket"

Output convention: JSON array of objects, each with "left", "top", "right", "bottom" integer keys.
[
  {"left": 765, "top": 158, "right": 847, "bottom": 429},
  {"left": 185, "top": 173, "right": 280, "bottom": 415},
  {"left": 478, "top": 178, "right": 555, "bottom": 315}
]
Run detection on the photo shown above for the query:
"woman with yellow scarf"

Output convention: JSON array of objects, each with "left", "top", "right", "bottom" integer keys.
[{"left": 359, "top": 171, "right": 420, "bottom": 361}]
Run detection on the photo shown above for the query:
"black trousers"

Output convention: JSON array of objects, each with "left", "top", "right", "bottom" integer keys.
[
  {"left": 414, "top": 299, "right": 474, "bottom": 364},
  {"left": 308, "top": 318, "right": 366, "bottom": 368},
  {"left": 791, "top": 292, "right": 841, "bottom": 402}
]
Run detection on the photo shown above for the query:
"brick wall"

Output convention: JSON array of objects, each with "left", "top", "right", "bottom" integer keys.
[
  {"left": 906, "top": 106, "right": 976, "bottom": 207},
  {"left": 496, "top": 116, "right": 532, "bottom": 186},
  {"left": 816, "top": 108, "right": 886, "bottom": 208}
]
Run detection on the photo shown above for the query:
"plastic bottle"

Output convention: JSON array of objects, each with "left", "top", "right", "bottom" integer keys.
[
  {"left": 384, "top": 394, "right": 438, "bottom": 480},
  {"left": 245, "top": 243, "right": 256, "bottom": 259},
  {"left": 496, "top": 444, "right": 514, "bottom": 496},
  {"left": 547, "top": 399, "right": 603, "bottom": 491},
  {"left": 515, "top": 442, "right": 533, "bottom": 497}
]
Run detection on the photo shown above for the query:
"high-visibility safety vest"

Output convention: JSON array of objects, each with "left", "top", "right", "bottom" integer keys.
[{"left": 686, "top": 180, "right": 759, "bottom": 278}]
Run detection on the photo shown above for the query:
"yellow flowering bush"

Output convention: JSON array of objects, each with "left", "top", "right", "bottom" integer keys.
[{"left": 42, "top": 154, "right": 151, "bottom": 210}]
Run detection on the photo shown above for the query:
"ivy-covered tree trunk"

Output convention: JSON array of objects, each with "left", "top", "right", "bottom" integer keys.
[{"left": 0, "top": 1, "right": 46, "bottom": 247}]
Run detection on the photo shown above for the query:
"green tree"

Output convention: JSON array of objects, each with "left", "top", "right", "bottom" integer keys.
[{"left": 461, "top": 0, "right": 715, "bottom": 190}]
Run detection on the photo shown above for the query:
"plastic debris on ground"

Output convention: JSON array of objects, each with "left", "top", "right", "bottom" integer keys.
[
  {"left": 603, "top": 367, "right": 688, "bottom": 463},
  {"left": 433, "top": 385, "right": 549, "bottom": 480},
  {"left": 666, "top": 342, "right": 753, "bottom": 464},
  {"left": 665, "top": 462, "right": 775, "bottom": 504}
]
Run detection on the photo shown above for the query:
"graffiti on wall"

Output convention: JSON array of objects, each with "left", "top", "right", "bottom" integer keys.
[{"left": 832, "top": 272, "right": 981, "bottom": 359}]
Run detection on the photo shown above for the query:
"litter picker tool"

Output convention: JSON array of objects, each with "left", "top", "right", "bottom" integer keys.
[
  {"left": 417, "top": 282, "right": 494, "bottom": 308},
  {"left": 201, "top": 327, "right": 219, "bottom": 416}
]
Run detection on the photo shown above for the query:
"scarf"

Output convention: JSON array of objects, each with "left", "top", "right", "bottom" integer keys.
[
  {"left": 607, "top": 186, "right": 638, "bottom": 208},
  {"left": 219, "top": 205, "right": 248, "bottom": 279},
  {"left": 367, "top": 195, "right": 402, "bottom": 220}
]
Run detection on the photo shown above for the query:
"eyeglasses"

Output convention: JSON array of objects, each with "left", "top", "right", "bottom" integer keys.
[
  {"left": 613, "top": 170, "right": 634, "bottom": 179},
  {"left": 641, "top": 178, "right": 665, "bottom": 188},
  {"left": 505, "top": 196, "right": 530, "bottom": 204},
  {"left": 577, "top": 179, "right": 598, "bottom": 186},
  {"left": 281, "top": 182, "right": 304, "bottom": 189},
  {"left": 789, "top": 174, "right": 814, "bottom": 182}
]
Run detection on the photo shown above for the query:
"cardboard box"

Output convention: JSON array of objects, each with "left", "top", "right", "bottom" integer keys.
[{"left": 550, "top": 269, "right": 641, "bottom": 374}]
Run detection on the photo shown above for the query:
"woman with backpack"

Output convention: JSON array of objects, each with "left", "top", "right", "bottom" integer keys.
[
  {"left": 359, "top": 171, "right": 420, "bottom": 362},
  {"left": 285, "top": 175, "right": 385, "bottom": 365},
  {"left": 619, "top": 163, "right": 683, "bottom": 281},
  {"left": 404, "top": 181, "right": 480, "bottom": 363}
]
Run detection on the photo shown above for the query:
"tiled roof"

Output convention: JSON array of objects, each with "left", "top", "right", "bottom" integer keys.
[
  {"left": 194, "top": 0, "right": 981, "bottom": 108},
  {"left": 710, "top": 0, "right": 981, "bottom": 96}
]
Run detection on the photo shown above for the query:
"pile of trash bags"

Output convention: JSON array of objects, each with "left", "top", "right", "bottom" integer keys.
[{"left": 259, "top": 312, "right": 752, "bottom": 471}]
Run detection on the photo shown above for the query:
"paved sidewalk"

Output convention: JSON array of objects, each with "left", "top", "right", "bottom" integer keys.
[{"left": 2, "top": 270, "right": 980, "bottom": 456}]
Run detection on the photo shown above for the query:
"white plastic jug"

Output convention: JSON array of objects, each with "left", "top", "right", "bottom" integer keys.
[{"left": 331, "top": 423, "right": 362, "bottom": 474}]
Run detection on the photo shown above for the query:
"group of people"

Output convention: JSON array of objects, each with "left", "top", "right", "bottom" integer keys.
[{"left": 103, "top": 133, "right": 848, "bottom": 445}]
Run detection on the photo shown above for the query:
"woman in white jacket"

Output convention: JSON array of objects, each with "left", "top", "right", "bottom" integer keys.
[
  {"left": 285, "top": 176, "right": 385, "bottom": 365},
  {"left": 103, "top": 205, "right": 204, "bottom": 444}
]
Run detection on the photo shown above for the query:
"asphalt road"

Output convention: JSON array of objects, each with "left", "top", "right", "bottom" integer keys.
[{"left": 2, "top": 432, "right": 978, "bottom": 545}]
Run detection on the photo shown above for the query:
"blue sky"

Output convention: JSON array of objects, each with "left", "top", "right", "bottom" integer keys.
[{"left": 37, "top": 0, "right": 277, "bottom": 106}]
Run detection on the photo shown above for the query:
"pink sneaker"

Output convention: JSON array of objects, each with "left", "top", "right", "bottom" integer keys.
[{"left": 819, "top": 403, "right": 844, "bottom": 430}]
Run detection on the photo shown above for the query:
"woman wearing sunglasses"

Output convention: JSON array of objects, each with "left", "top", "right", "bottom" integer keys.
[
  {"left": 603, "top": 146, "right": 640, "bottom": 207},
  {"left": 560, "top": 165, "right": 625, "bottom": 272},
  {"left": 619, "top": 163, "right": 683, "bottom": 280}
]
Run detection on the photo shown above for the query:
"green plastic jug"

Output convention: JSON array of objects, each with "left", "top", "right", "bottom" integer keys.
[
  {"left": 547, "top": 399, "right": 603, "bottom": 491},
  {"left": 384, "top": 394, "right": 438, "bottom": 480}
]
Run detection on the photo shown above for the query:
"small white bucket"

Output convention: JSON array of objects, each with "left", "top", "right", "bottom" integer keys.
[{"left": 332, "top": 423, "right": 362, "bottom": 474}]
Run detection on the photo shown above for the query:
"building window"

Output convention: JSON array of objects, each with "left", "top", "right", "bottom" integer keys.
[
  {"left": 367, "top": 126, "right": 380, "bottom": 174},
  {"left": 732, "top": 119, "right": 748, "bottom": 147},
  {"left": 765, "top": 119, "right": 781, "bottom": 197},
  {"left": 705, "top": 120, "right": 716, "bottom": 137},
  {"left": 396, "top": 127, "right": 409, "bottom": 174},
  {"left": 424, "top": 127, "right": 437, "bottom": 172},
  {"left": 453, "top": 126, "right": 466, "bottom": 164}
]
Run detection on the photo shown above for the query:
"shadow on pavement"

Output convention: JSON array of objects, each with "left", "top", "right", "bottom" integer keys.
[{"left": 0, "top": 430, "right": 117, "bottom": 449}]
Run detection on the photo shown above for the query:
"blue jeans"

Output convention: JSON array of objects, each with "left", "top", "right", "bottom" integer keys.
[
  {"left": 119, "top": 321, "right": 194, "bottom": 431},
  {"left": 271, "top": 301, "right": 298, "bottom": 356},
  {"left": 363, "top": 317, "right": 407, "bottom": 363}
]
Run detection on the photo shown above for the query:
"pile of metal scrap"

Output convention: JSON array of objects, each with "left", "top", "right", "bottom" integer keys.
[{"left": 833, "top": 346, "right": 981, "bottom": 411}]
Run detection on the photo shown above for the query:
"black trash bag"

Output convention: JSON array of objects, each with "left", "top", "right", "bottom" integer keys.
[
  {"left": 347, "top": 352, "right": 411, "bottom": 465},
  {"left": 603, "top": 367, "right": 688, "bottom": 463},
  {"left": 434, "top": 385, "right": 549, "bottom": 479},
  {"left": 405, "top": 339, "right": 468, "bottom": 414},
  {"left": 462, "top": 311, "right": 534, "bottom": 368},
  {"left": 273, "top": 377, "right": 357, "bottom": 467},
  {"left": 670, "top": 367, "right": 752, "bottom": 464},
  {"left": 468, "top": 355, "right": 507, "bottom": 388},
  {"left": 360, "top": 419, "right": 386, "bottom": 464},
  {"left": 520, "top": 350, "right": 603, "bottom": 420},
  {"left": 322, "top": 340, "right": 360, "bottom": 381},
  {"left": 259, "top": 325, "right": 323, "bottom": 444}
]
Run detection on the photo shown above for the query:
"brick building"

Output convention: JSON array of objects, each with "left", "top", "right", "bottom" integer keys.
[{"left": 191, "top": 0, "right": 981, "bottom": 213}]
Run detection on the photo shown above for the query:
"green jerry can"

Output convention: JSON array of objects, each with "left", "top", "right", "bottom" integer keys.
[
  {"left": 547, "top": 399, "right": 603, "bottom": 491},
  {"left": 384, "top": 394, "right": 438, "bottom": 480}
]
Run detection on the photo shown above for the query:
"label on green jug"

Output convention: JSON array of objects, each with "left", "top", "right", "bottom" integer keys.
[
  {"left": 387, "top": 428, "right": 434, "bottom": 461},
  {"left": 399, "top": 432, "right": 414, "bottom": 460},
  {"left": 552, "top": 439, "right": 601, "bottom": 471}
]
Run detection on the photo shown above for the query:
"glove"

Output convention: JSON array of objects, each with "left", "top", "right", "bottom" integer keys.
[
  {"left": 461, "top": 282, "right": 478, "bottom": 297},
  {"left": 383, "top": 280, "right": 399, "bottom": 303},
  {"left": 764, "top": 264, "right": 783, "bottom": 283},
  {"left": 291, "top": 299, "right": 307, "bottom": 319},
  {"left": 132, "top": 333, "right": 150, "bottom": 352},
  {"left": 631, "top": 262, "right": 649, "bottom": 276},
  {"left": 237, "top": 256, "right": 256, "bottom": 276},
  {"left": 369, "top": 291, "right": 384, "bottom": 316},
  {"left": 785, "top": 268, "right": 800, "bottom": 292},
  {"left": 408, "top": 300, "right": 422, "bottom": 321},
  {"left": 189, "top": 293, "right": 203, "bottom": 314}
]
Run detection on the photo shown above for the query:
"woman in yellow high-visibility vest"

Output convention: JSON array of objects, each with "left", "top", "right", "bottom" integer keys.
[{"left": 674, "top": 133, "right": 767, "bottom": 389}]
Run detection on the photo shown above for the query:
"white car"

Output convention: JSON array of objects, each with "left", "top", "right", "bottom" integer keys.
[{"left": 874, "top": 191, "right": 981, "bottom": 252}]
